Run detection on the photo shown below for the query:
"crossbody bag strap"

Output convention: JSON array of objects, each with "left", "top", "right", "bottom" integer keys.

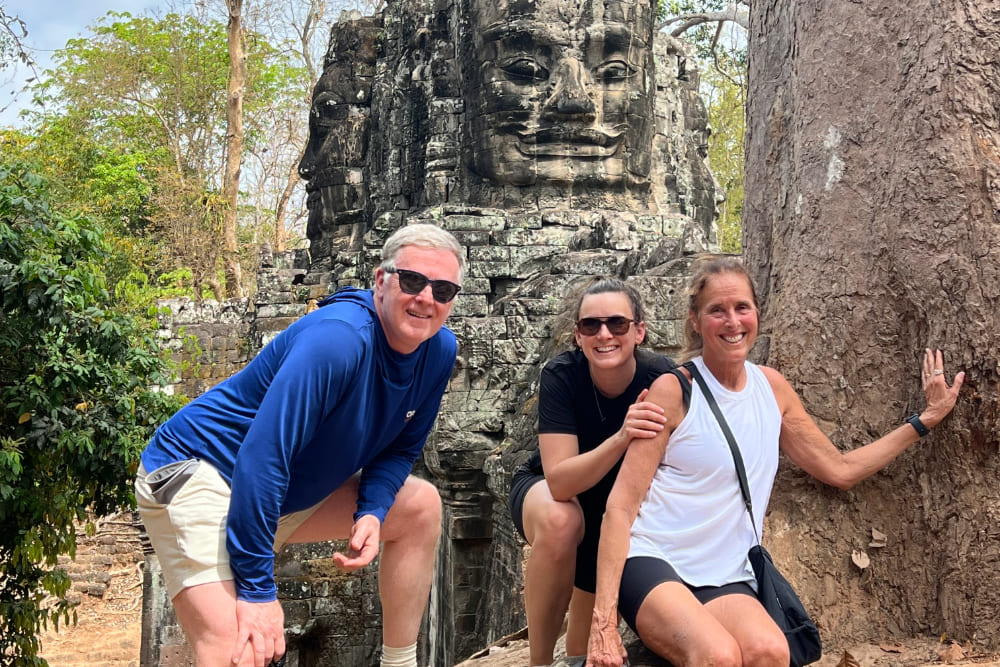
[{"left": 683, "top": 360, "right": 761, "bottom": 543}]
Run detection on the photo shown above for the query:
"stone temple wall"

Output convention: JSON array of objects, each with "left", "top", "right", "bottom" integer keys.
[{"left": 141, "top": 0, "right": 722, "bottom": 663}]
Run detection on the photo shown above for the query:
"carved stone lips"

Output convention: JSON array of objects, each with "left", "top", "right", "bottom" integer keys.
[
  {"left": 508, "top": 125, "right": 623, "bottom": 157},
  {"left": 520, "top": 127, "right": 622, "bottom": 146}
]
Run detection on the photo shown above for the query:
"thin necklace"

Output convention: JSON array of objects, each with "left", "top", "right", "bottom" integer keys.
[{"left": 592, "top": 382, "right": 606, "bottom": 422}]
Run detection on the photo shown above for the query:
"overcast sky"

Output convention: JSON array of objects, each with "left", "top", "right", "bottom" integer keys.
[{"left": 2, "top": 0, "right": 162, "bottom": 126}]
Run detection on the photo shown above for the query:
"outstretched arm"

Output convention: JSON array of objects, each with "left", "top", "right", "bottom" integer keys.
[{"left": 773, "top": 348, "right": 964, "bottom": 489}]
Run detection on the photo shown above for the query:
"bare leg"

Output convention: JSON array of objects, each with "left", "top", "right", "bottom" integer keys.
[
  {"left": 521, "top": 481, "right": 585, "bottom": 666},
  {"left": 287, "top": 474, "right": 441, "bottom": 648},
  {"left": 633, "top": 582, "right": 742, "bottom": 667},
  {"left": 565, "top": 588, "right": 595, "bottom": 657},
  {"left": 377, "top": 477, "right": 442, "bottom": 646},
  {"left": 705, "top": 594, "right": 789, "bottom": 667},
  {"left": 171, "top": 580, "right": 255, "bottom": 667}
]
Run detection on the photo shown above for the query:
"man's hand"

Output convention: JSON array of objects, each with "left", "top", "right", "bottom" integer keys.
[
  {"left": 332, "top": 514, "right": 381, "bottom": 571},
  {"left": 232, "top": 599, "right": 285, "bottom": 667}
]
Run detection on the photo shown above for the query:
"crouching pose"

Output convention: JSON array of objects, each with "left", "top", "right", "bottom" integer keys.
[
  {"left": 587, "top": 257, "right": 963, "bottom": 667},
  {"left": 509, "top": 278, "right": 676, "bottom": 666},
  {"left": 137, "top": 224, "right": 465, "bottom": 667}
]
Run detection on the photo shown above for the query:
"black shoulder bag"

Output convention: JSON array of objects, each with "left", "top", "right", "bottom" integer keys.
[{"left": 680, "top": 361, "right": 822, "bottom": 667}]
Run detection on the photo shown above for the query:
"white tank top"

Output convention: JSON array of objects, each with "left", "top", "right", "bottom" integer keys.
[{"left": 627, "top": 357, "right": 782, "bottom": 587}]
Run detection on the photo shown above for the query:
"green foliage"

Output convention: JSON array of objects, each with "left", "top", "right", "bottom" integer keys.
[
  {"left": 658, "top": 1, "right": 747, "bottom": 251},
  {"left": 703, "top": 66, "right": 745, "bottom": 253},
  {"left": 16, "top": 11, "right": 306, "bottom": 298},
  {"left": 0, "top": 162, "right": 182, "bottom": 663}
]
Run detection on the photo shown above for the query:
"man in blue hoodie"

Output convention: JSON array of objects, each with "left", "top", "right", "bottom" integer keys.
[{"left": 136, "top": 224, "right": 465, "bottom": 667}]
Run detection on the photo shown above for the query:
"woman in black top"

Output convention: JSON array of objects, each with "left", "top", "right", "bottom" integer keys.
[{"left": 509, "top": 277, "right": 676, "bottom": 666}]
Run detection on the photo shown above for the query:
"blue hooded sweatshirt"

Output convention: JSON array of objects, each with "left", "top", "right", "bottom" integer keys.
[{"left": 141, "top": 288, "right": 457, "bottom": 602}]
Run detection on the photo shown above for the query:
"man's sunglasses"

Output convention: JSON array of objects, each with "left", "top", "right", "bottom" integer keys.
[
  {"left": 576, "top": 316, "right": 635, "bottom": 336},
  {"left": 385, "top": 267, "right": 462, "bottom": 303}
]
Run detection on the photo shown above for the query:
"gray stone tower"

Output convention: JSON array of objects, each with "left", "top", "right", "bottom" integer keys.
[
  {"left": 140, "top": 0, "right": 719, "bottom": 664},
  {"left": 290, "top": 0, "right": 718, "bottom": 663}
]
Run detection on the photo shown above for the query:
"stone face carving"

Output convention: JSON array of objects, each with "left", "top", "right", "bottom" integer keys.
[
  {"left": 464, "top": 0, "right": 655, "bottom": 196},
  {"left": 297, "top": 17, "right": 379, "bottom": 255}
]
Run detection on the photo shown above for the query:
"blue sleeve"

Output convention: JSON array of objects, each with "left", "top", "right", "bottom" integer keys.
[
  {"left": 226, "top": 321, "right": 364, "bottom": 602},
  {"left": 354, "top": 338, "right": 455, "bottom": 524}
]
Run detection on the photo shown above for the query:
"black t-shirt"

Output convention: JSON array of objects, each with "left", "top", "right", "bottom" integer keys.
[{"left": 528, "top": 348, "right": 677, "bottom": 538}]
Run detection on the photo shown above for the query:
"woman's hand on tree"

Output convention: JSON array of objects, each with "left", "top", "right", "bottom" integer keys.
[{"left": 919, "top": 348, "right": 964, "bottom": 428}]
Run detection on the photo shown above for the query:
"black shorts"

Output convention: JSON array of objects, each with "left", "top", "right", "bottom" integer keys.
[
  {"left": 508, "top": 463, "right": 541, "bottom": 542},
  {"left": 507, "top": 463, "right": 601, "bottom": 593},
  {"left": 618, "top": 556, "right": 756, "bottom": 631}
]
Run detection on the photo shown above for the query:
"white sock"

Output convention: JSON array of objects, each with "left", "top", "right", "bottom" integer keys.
[{"left": 380, "top": 643, "right": 417, "bottom": 667}]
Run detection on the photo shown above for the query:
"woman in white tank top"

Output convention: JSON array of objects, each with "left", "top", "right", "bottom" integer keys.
[{"left": 585, "top": 257, "right": 964, "bottom": 667}]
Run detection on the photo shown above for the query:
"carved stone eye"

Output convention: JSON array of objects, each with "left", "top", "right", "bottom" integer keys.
[
  {"left": 500, "top": 58, "right": 550, "bottom": 82},
  {"left": 310, "top": 95, "right": 341, "bottom": 128},
  {"left": 593, "top": 59, "right": 636, "bottom": 82}
]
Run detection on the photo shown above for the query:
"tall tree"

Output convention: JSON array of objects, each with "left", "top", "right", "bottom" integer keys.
[
  {"left": 241, "top": 0, "right": 332, "bottom": 252},
  {"left": 22, "top": 12, "right": 297, "bottom": 298},
  {"left": 660, "top": 1, "right": 748, "bottom": 252},
  {"left": 223, "top": 0, "right": 247, "bottom": 297},
  {"left": 0, "top": 6, "right": 36, "bottom": 115},
  {"left": 745, "top": 0, "right": 1000, "bottom": 649}
]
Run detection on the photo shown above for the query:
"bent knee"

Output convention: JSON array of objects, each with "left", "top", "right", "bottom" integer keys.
[
  {"left": 395, "top": 477, "right": 442, "bottom": 528},
  {"left": 740, "top": 633, "right": 790, "bottom": 667},
  {"left": 697, "top": 641, "right": 742, "bottom": 667},
  {"left": 529, "top": 502, "right": 585, "bottom": 547}
]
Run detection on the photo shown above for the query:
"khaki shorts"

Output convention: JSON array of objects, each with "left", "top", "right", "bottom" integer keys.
[{"left": 136, "top": 460, "right": 322, "bottom": 600}]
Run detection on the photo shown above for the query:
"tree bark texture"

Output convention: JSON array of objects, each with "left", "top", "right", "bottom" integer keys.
[
  {"left": 224, "top": 0, "right": 246, "bottom": 297},
  {"left": 744, "top": 0, "right": 1000, "bottom": 649}
]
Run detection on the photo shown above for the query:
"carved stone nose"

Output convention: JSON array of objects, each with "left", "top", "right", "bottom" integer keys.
[
  {"left": 545, "top": 58, "right": 596, "bottom": 116},
  {"left": 298, "top": 155, "right": 316, "bottom": 179}
]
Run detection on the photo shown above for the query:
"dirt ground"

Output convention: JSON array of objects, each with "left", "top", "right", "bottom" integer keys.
[
  {"left": 39, "top": 595, "right": 1000, "bottom": 667},
  {"left": 37, "top": 516, "right": 143, "bottom": 667},
  {"left": 457, "top": 633, "right": 1000, "bottom": 667}
]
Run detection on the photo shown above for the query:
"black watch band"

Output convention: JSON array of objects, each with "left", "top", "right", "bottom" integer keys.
[{"left": 906, "top": 413, "right": 930, "bottom": 437}]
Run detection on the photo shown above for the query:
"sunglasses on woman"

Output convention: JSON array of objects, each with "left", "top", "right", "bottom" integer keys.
[
  {"left": 385, "top": 266, "right": 462, "bottom": 303},
  {"left": 576, "top": 316, "right": 635, "bottom": 336}
]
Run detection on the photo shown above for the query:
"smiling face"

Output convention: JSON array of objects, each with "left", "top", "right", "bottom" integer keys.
[
  {"left": 467, "top": 0, "right": 655, "bottom": 188},
  {"left": 574, "top": 291, "right": 646, "bottom": 373},
  {"left": 373, "top": 245, "right": 462, "bottom": 354},
  {"left": 689, "top": 272, "right": 759, "bottom": 367}
]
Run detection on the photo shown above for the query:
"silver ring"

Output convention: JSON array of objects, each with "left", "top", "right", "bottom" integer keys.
[{"left": 932, "top": 369, "right": 944, "bottom": 376}]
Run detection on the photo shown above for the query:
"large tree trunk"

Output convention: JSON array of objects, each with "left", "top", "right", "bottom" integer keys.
[
  {"left": 744, "top": 0, "right": 1000, "bottom": 650},
  {"left": 223, "top": 0, "right": 246, "bottom": 298}
]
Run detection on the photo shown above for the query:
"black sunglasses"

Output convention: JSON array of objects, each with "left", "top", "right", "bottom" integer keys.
[
  {"left": 385, "top": 267, "right": 461, "bottom": 303},
  {"left": 576, "top": 316, "right": 635, "bottom": 336}
]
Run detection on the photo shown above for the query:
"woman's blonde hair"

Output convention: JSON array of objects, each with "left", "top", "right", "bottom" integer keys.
[{"left": 681, "top": 256, "right": 759, "bottom": 361}]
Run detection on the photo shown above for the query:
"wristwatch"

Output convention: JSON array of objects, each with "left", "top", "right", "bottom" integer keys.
[{"left": 906, "top": 413, "right": 930, "bottom": 437}]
